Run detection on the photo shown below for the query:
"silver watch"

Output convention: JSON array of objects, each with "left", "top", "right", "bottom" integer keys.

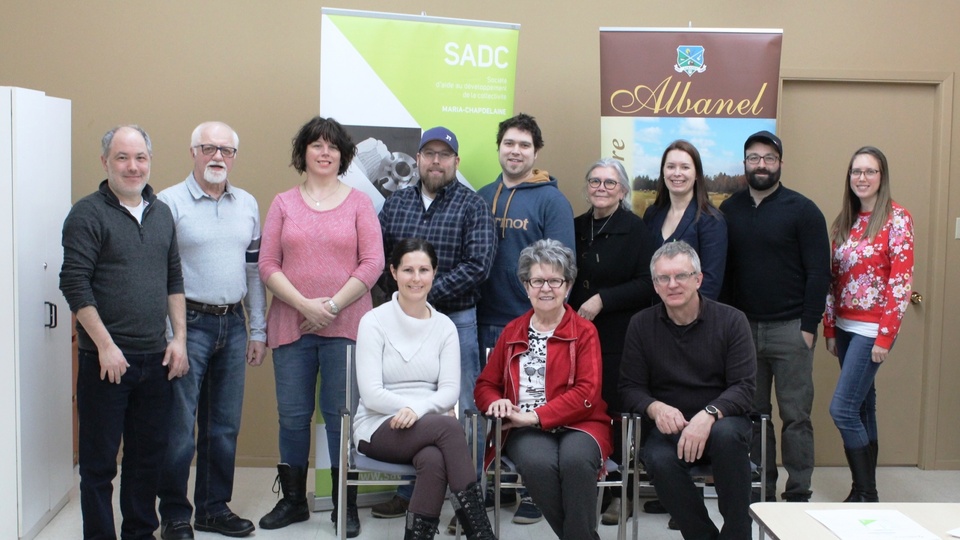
[{"left": 327, "top": 299, "right": 340, "bottom": 314}]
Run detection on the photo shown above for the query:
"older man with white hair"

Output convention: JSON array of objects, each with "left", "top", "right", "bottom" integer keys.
[{"left": 157, "top": 122, "right": 267, "bottom": 539}]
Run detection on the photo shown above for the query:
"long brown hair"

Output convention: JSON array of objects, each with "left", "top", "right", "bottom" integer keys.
[
  {"left": 830, "top": 146, "right": 893, "bottom": 245},
  {"left": 652, "top": 140, "right": 716, "bottom": 220}
]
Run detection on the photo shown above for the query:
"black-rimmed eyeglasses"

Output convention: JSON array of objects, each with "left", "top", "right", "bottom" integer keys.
[{"left": 194, "top": 144, "right": 237, "bottom": 158}]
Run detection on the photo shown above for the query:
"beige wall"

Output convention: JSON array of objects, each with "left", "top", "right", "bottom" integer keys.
[{"left": 4, "top": 1, "right": 958, "bottom": 468}]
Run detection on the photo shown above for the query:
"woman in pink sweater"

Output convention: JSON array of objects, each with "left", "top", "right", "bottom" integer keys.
[
  {"left": 823, "top": 146, "right": 914, "bottom": 503},
  {"left": 257, "top": 117, "right": 383, "bottom": 536}
]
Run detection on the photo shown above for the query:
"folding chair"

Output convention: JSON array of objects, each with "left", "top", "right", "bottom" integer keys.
[
  {"left": 486, "top": 412, "right": 635, "bottom": 540},
  {"left": 337, "top": 345, "right": 478, "bottom": 540},
  {"left": 631, "top": 414, "right": 769, "bottom": 540}
]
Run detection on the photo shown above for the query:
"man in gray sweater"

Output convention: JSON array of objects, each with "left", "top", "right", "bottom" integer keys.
[{"left": 60, "top": 125, "right": 187, "bottom": 540}]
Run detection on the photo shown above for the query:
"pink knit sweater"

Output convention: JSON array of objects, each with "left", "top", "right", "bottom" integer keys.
[{"left": 259, "top": 186, "right": 384, "bottom": 348}]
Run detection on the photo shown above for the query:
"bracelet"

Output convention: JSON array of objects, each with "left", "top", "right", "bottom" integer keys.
[{"left": 327, "top": 299, "right": 340, "bottom": 314}]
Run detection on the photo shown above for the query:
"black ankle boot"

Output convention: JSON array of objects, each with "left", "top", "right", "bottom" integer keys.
[
  {"left": 259, "top": 463, "right": 310, "bottom": 529},
  {"left": 404, "top": 511, "right": 440, "bottom": 540},
  {"left": 843, "top": 446, "right": 879, "bottom": 502},
  {"left": 330, "top": 468, "right": 361, "bottom": 538},
  {"left": 451, "top": 482, "right": 497, "bottom": 540}
]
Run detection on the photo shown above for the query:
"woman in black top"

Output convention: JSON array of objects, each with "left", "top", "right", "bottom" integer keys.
[{"left": 569, "top": 157, "right": 655, "bottom": 524}]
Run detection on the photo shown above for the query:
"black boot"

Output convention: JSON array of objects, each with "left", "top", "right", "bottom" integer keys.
[
  {"left": 844, "top": 440, "right": 879, "bottom": 502},
  {"left": 403, "top": 511, "right": 439, "bottom": 540},
  {"left": 451, "top": 482, "right": 497, "bottom": 540},
  {"left": 843, "top": 446, "right": 879, "bottom": 502},
  {"left": 330, "top": 468, "right": 361, "bottom": 538},
  {"left": 259, "top": 463, "right": 310, "bottom": 529}
]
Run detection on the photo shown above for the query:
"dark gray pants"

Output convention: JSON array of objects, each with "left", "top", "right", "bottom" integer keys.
[
  {"left": 749, "top": 318, "right": 815, "bottom": 500},
  {"left": 505, "top": 428, "right": 602, "bottom": 540}
]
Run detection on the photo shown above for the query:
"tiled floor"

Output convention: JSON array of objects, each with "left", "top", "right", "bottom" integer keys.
[{"left": 35, "top": 466, "right": 960, "bottom": 539}]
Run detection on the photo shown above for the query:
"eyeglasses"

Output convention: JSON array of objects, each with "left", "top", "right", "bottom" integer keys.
[
  {"left": 850, "top": 168, "right": 880, "bottom": 179},
  {"left": 524, "top": 366, "right": 545, "bottom": 377},
  {"left": 194, "top": 144, "right": 237, "bottom": 158},
  {"left": 652, "top": 271, "right": 699, "bottom": 286},
  {"left": 526, "top": 278, "right": 566, "bottom": 289},
  {"left": 587, "top": 177, "right": 620, "bottom": 190},
  {"left": 745, "top": 154, "right": 779, "bottom": 165},
  {"left": 420, "top": 149, "right": 456, "bottom": 161}
]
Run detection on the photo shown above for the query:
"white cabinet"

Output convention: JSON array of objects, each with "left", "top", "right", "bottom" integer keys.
[{"left": 0, "top": 87, "right": 73, "bottom": 539}]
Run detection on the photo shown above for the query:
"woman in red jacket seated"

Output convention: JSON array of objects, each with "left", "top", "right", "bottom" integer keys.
[{"left": 475, "top": 239, "right": 612, "bottom": 540}]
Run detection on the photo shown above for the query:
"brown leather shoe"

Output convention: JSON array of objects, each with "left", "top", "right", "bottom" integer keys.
[{"left": 371, "top": 495, "right": 409, "bottom": 519}]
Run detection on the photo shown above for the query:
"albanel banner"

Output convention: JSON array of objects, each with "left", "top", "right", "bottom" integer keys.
[
  {"left": 321, "top": 8, "right": 520, "bottom": 212},
  {"left": 599, "top": 28, "right": 782, "bottom": 214}
]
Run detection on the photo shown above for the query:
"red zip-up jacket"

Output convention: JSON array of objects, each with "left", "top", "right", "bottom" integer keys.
[{"left": 475, "top": 304, "right": 613, "bottom": 470}]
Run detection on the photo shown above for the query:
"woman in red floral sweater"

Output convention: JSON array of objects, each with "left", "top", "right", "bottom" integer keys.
[{"left": 823, "top": 146, "right": 914, "bottom": 503}]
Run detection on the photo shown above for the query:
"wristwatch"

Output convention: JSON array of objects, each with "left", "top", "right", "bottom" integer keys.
[
  {"left": 704, "top": 405, "right": 720, "bottom": 419},
  {"left": 327, "top": 299, "right": 341, "bottom": 315}
]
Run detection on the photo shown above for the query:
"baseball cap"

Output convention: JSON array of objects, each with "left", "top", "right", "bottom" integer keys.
[
  {"left": 419, "top": 126, "right": 459, "bottom": 154},
  {"left": 744, "top": 130, "right": 783, "bottom": 159}
]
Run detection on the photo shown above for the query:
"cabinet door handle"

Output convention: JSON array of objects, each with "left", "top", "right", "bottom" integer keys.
[{"left": 45, "top": 301, "right": 58, "bottom": 328}]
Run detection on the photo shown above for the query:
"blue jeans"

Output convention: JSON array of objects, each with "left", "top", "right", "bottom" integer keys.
[
  {"left": 644, "top": 416, "right": 752, "bottom": 540},
  {"left": 478, "top": 324, "right": 505, "bottom": 369},
  {"left": 159, "top": 307, "right": 248, "bottom": 522},
  {"left": 78, "top": 349, "right": 172, "bottom": 540},
  {"left": 749, "top": 318, "right": 815, "bottom": 500},
  {"left": 830, "top": 328, "right": 882, "bottom": 449},
  {"left": 273, "top": 334, "right": 351, "bottom": 468},
  {"left": 398, "top": 307, "right": 482, "bottom": 501}
]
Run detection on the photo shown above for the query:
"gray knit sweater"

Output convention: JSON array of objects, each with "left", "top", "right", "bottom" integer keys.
[{"left": 60, "top": 180, "right": 184, "bottom": 353}]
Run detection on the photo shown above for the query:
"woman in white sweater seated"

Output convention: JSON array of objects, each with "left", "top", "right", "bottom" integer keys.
[{"left": 354, "top": 238, "right": 496, "bottom": 540}]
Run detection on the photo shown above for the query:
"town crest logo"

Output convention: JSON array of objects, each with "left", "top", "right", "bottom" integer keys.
[{"left": 674, "top": 45, "right": 706, "bottom": 76}]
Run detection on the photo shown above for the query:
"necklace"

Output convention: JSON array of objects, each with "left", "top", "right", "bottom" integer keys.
[
  {"left": 590, "top": 210, "right": 614, "bottom": 244},
  {"left": 301, "top": 181, "right": 340, "bottom": 207}
]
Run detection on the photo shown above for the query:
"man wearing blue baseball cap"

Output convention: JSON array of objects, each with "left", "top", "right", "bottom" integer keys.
[{"left": 374, "top": 127, "right": 496, "bottom": 528}]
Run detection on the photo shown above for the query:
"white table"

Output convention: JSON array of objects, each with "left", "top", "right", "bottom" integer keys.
[{"left": 750, "top": 502, "right": 960, "bottom": 539}]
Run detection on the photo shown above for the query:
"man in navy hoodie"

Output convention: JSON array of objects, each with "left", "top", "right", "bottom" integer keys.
[{"left": 476, "top": 113, "right": 575, "bottom": 524}]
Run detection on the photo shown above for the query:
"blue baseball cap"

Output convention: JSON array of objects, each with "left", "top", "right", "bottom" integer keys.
[{"left": 419, "top": 126, "right": 459, "bottom": 154}]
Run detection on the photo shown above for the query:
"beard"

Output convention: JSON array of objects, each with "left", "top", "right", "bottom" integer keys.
[
  {"left": 203, "top": 164, "right": 228, "bottom": 184},
  {"left": 746, "top": 167, "right": 781, "bottom": 191},
  {"left": 418, "top": 167, "right": 455, "bottom": 194}
]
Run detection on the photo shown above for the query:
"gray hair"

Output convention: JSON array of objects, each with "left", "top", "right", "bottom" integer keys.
[
  {"left": 191, "top": 121, "right": 240, "bottom": 148},
  {"left": 101, "top": 125, "right": 152, "bottom": 158},
  {"left": 585, "top": 157, "right": 632, "bottom": 211},
  {"left": 517, "top": 239, "right": 577, "bottom": 283},
  {"left": 650, "top": 240, "right": 702, "bottom": 276}
]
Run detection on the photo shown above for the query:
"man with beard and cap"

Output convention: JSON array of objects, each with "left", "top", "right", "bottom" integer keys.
[
  {"left": 156, "top": 122, "right": 267, "bottom": 539},
  {"left": 719, "top": 130, "right": 831, "bottom": 503},
  {"left": 373, "top": 126, "right": 496, "bottom": 526}
]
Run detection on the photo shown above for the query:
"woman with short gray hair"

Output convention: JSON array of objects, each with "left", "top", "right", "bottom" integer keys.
[
  {"left": 475, "top": 239, "right": 612, "bottom": 540},
  {"left": 571, "top": 159, "right": 655, "bottom": 525}
]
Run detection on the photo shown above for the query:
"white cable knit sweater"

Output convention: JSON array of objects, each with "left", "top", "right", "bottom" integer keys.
[{"left": 353, "top": 293, "right": 461, "bottom": 444}]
